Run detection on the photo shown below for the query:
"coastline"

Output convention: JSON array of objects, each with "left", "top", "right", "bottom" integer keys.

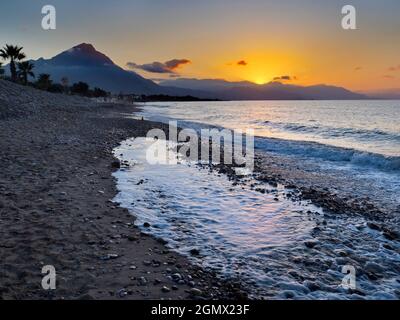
[
  {"left": 1, "top": 80, "right": 399, "bottom": 299},
  {"left": 0, "top": 80, "right": 246, "bottom": 300}
]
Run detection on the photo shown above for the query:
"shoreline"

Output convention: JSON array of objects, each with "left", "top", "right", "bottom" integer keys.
[
  {"left": 1, "top": 80, "right": 399, "bottom": 299},
  {"left": 0, "top": 80, "right": 246, "bottom": 300}
]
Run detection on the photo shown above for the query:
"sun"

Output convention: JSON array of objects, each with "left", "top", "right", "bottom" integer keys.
[{"left": 254, "top": 78, "right": 267, "bottom": 85}]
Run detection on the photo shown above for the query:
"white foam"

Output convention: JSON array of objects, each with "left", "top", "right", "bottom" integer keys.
[{"left": 112, "top": 137, "right": 400, "bottom": 299}]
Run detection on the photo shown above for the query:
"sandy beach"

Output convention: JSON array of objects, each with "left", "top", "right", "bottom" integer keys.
[{"left": 0, "top": 80, "right": 245, "bottom": 300}]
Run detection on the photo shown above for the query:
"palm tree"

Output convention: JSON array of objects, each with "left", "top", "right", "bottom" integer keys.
[
  {"left": 17, "top": 61, "right": 35, "bottom": 85},
  {"left": 36, "top": 74, "right": 52, "bottom": 91},
  {"left": 0, "top": 45, "right": 26, "bottom": 82}
]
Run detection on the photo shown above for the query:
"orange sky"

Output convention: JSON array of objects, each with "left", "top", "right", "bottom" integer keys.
[{"left": 1, "top": 0, "right": 400, "bottom": 92}]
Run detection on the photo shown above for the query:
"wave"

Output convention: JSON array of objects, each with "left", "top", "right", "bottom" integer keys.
[
  {"left": 255, "top": 136, "right": 400, "bottom": 173},
  {"left": 262, "top": 121, "right": 400, "bottom": 141},
  {"left": 138, "top": 107, "right": 400, "bottom": 174}
]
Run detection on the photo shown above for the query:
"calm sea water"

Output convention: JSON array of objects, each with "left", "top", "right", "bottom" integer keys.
[
  {"left": 137, "top": 100, "right": 400, "bottom": 198},
  {"left": 139, "top": 100, "right": 400, "bottom": 157}
]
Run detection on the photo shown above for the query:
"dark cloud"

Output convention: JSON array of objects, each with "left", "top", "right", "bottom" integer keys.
[
  {"left": 354, "top": 67, "right": 362, "bottom": 71},
  {"left": 126, "top": 59, "right": 191, "bottom": 74},
  {"left": 388, "top": 65, "right": 400, "bottom": 72},
  {"left": 273, "top": 75, "right": 296, "bottom": 81},
  {"left": 237, "top": 60, "right": 248, "bottom": 66},
  {"left": 165, "top": 59, "right": 191, "bottom": 70}
]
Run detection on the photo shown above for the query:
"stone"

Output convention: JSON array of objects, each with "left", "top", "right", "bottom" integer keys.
[
  {"left": 100, "top": 253, "right": 120, "bottom": 260},
  {"left": 365, "top": 262, "right": 384, "bottom": 274},
  {"left": 190, "top": 249, "right": 200, "bottom": 256},
  {"left": 139, "top": 277, "right": 148, "bottom": 285},
  {"left": 172, "top": 273, "right": 182, "bottom": 281},
  {"left": 304, "top": 241, "right": 318, "bottom": 249},
  {"left": 111, "top": 160, "right": 121, "bottom": 168},
  {"left": 189, "top": 288, "right": 203, "bottom": 296},
  {"left": 161, "top": 286, "right": 171, "bottom": 293}
]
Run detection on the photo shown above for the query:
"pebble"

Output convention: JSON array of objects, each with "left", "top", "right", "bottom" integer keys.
[
  {"left": 139, "top": 277, "right": 148, "bottom": 285},
  {"left": 189, "top": 288, "right": 203, "bottom": 296},
  {"left": 172, "top": 273, "right": 182, "bottom": 281},
  {"left": 117, "top": 289, "right": 128, "bottom": 298},
  {"left": 190, "top": 249, "right": 200, "bottom": 256},
  {"left": 365, "top": 262, "right": 384, "bottom": 274},
  {"left": 304, "top": 241, "right": 318, "bottom": 249},
  {"left": 161, "top": 286, "right": 171, "bottom": 293},
  {"left": 111, "top": 160, "right": 121, "bottom": 168},
  {"left": 100, "top": 253, "right": 120, "bottom": 260}
]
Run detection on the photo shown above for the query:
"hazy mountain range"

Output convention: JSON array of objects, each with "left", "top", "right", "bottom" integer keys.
[
  {"left": 159, "top": 78, "right": 367, "bottom": 100},
  {"left": 360, "top": 88, "right": 400, "bottom": 100},
  {"left": 13, "top": 43, "right": 375, "bottom": 100},
  {"left": 24, "top": 43, "right": 200, "bottom": 96}
]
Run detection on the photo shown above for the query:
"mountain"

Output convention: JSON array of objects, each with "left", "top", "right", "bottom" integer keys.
[
  {"left": 159, "top": 78, "right": 255, "bottom": 92},
  {"left": 360, "top": 88, "right": 400, "bottom": 99},
  {"left": 159, "top": 78, "right": 367, "bottom": 100},
  {"left": 20, "top": 43, "right": 209, "bottom": 97},
  {"left": 7, "top": 43, "right": 368, "bottom": 99},
  {"left": 26, "top": 43, "right": 161, "bottom": 94}
]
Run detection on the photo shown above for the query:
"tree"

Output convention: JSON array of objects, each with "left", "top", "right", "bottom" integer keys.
[
  {"left": 48, "top": 83, "right": 64, "bottom": 93},
  {"left": 92, "top": 87, "right": 108, "bottom": 98},
  {"left": 0, "top": 45, "right": 26, "bottom": 82},
  {"left": 17, "top": 61, "right": 35, "bottom": 85},
  {"left": 36, "top": 74, "right": 52, "bottom": 91},
  {"left": 71, "top": 82, "right": 90, "bottom": 96}
]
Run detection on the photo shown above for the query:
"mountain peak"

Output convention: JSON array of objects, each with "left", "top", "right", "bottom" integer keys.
[
  {"left": 51, "top": 43, "right": 115, "bottom": 67},
  {"left": 73, "top": 43, "right": 96, "bottom": 50}
]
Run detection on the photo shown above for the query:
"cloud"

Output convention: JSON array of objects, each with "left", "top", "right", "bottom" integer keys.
[
  {"left": 383, "top": 74, "right": 396, "bottom": 79},
  {"left": 165, "top": 59, "right": 191, "bottom": 70},
  {"left": 226, "top": 60, "right": 248, "bottom": 66},
  {"left": 354, "top": 66, "right": 362, "bottom": 71},
  {"left": 126, "top": 59, "right": 191, "bottom": 74},
  {"left": 273, "top": 75, "right": 296, "bottom": 81},
  {"left": 388, "top": 65, "right": 400, "bottom": 72}
]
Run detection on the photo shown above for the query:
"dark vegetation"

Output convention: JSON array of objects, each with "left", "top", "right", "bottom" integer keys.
[
  {"left": 134, "top": 94, "right": 219, "bottom": 102},
  {"left": 0, "top": 44, "right": 110, "bottom": 98},
  {"left": 1, "top": 44, "right": 212, "bottom": 102}
]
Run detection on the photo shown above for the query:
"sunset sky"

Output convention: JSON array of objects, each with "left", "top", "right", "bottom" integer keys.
[{"left": 1, "top": 0, "right": 399, "bottom": 91}]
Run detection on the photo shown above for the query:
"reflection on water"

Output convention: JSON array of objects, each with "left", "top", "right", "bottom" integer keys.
[
  {"left": 113, "top": 138, "right": 320, "bottom": 292},
  {"left": 113, "top": 138, "right": 400, "bottom": 299}
]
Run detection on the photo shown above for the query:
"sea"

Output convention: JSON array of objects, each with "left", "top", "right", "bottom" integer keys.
[{"left": 113, "top": 100, "right": 400, "bottom": 299}]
